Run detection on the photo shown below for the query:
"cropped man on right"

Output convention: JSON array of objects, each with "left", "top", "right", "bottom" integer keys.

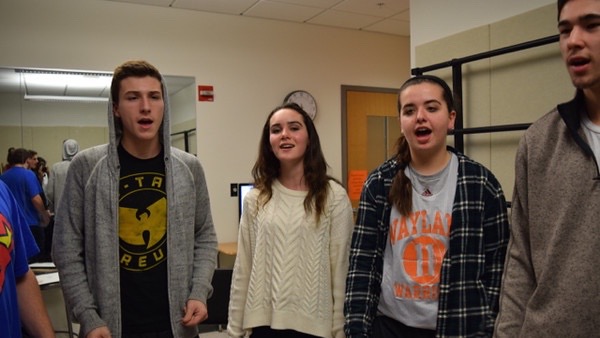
[{"left": 495, "top": 0, "right": 600, "bottom": 336}]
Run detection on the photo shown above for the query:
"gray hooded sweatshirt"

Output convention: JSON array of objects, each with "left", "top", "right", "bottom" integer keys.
[
  {"left": 52, "top": 76, "right": 218, "bottom": 338},
  {"left": 46, "top": 138, "right": 79, "bottom": 213}
]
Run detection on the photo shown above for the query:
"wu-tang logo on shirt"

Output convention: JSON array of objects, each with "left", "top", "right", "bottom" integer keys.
[{"left": 119, "top": 174, "right": 167, "bottom": 272}]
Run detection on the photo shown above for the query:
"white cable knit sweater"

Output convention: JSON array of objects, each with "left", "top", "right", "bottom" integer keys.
[{"left": 227, "top": 179, "right": 354, "bottom": 338}]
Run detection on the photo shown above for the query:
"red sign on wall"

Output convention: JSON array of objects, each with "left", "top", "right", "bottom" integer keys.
[{"left": 198, "top": 85, "right": 214, "bottom": 102}]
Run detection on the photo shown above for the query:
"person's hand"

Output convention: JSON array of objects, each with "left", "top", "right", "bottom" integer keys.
[
  {"left": 85, "top": 326, "right": 111, "bottom": 338},
  {"left": 181, "top": 299, "right": 208, "bottom": 327},
  {"left": 40, "top": 210, "right": 51, "bottom": 227}
]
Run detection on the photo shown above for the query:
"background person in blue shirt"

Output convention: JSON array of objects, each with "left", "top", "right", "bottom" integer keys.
[{"left": 0, "top": 147, "right": 51, "bottom": 262}]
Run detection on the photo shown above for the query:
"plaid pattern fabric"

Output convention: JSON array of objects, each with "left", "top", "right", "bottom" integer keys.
[{"left": 344, "top": 148, "right": 510, "bottom": 338}]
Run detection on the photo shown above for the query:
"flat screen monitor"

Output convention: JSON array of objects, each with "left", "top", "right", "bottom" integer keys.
[{"left": 238, "top": 183, "right": 254, "bottom": 221}]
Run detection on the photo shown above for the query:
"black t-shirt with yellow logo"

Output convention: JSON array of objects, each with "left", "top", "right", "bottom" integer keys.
[{"left": 118, "top": 144, "right": 170, "bottom": 334}]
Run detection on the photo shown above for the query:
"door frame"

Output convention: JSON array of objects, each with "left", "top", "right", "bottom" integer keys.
[{"left": 341, "top": 85, "right": 399, "bottom": 190}]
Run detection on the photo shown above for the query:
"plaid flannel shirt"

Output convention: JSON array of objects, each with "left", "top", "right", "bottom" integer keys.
[{"left": 344, "top": 147, "right": 510, "bottom": 338}]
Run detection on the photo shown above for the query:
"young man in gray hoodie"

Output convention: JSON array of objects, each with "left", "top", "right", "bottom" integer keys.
[
  {"left": 53, "top": 60, "right": 218, "bottom": 338},
  {"left": 495, "top": 0, "right": 600, "bottom": 336}
]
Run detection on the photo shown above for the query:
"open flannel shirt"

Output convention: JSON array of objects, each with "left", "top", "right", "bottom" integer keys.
[{"left": 344, "top": 147, "right": 510, "bottom": 337}]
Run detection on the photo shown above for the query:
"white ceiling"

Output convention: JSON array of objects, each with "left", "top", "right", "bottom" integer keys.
[
  {"left": 101, "top": 0, "right": 410, "bottom": 37},
  {"left": 0, "top": 0, "right": 409, "bottom": 100}
]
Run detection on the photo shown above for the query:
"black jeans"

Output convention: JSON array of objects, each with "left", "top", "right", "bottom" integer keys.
[
  {"left": 28, "top": 225, "right": 45, "bottom": 263},
  {"left": 372, "top": 315, "right": 436, "bottom": 338},
  {"left": 122, "top": 330, "right": 173, "bottom": 338},
  {"left": 250, "top": 326, "right": 321, "bottom": 338}
]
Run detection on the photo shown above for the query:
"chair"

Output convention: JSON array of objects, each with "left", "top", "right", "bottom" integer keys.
[{"left": 200, "top": 268, "right": 233, "bottom": 332}]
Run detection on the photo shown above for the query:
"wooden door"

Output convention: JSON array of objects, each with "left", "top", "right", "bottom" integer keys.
[{"left": 342, "top": 86, "right": 399, "bottom": 210}]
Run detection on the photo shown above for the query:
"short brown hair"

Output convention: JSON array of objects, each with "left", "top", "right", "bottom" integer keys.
[
  {"left": 110, "top": 60, "right": 163, "bottom": 102},
  {"left": 8, "top": 148, "right": 30, "bottom": 165},
  {"left": 558, "top": 0, "right": 568, "bottom": 19}
]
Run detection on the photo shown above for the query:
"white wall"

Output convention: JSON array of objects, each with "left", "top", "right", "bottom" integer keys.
[
  {"left": 412, "top": 4, "right": 570, "bottom": 200},
  {"left": 0, "top": 0, "right": 409, "bottom": 242},
  {"left": 410, "top": 0, "right": 556, "bottom": 66},
  {"left": 2, "top": 0, "right": 560, "bottom": 243}
]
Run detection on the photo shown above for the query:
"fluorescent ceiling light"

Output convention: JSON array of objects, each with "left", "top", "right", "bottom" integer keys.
[
  {"left": 24, "top": 73, "right": 111, "bottom": 89},
  {"left": 24, "top": 94, "right": 108, "bottom": 103},
  {"left": 16, "top": 68, "right": 111, "bottom": 101}
]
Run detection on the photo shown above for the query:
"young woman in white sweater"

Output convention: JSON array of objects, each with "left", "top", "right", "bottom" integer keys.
[{"left": 227, "top": 102, "right": 354, "bottom": 338}]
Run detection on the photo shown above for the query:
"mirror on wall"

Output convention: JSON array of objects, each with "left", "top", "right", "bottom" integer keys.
[{"left": 0, "top": 67, "right": 197, "bottom": 170}]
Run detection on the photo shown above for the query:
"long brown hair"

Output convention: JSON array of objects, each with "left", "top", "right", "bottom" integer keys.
[
  {"left": 389, "top": 75, "right": 455, "bottom": 216},
  {"left": 251, "top": 102, "right": 333, "bottom": 223}
]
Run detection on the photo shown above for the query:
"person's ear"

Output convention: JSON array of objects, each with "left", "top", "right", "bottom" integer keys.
[
  {"left": 448, "top": 110, "right": 457, "bottom": 130},
  {"left": 112, "top": 103, "right": 120, "bottom": 118}
]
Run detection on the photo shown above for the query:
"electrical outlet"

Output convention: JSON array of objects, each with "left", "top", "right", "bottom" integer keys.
[{"left": 230, "top": 183, "right": 238, "bottom": 197}]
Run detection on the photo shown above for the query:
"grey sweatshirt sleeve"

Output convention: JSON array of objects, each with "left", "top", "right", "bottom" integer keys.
[{"left": 52, "top": 151, "right": 111, "bottom": 336}]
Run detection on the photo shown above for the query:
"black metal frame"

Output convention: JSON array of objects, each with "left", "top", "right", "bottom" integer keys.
[
  {"left": 411, "top": 34, "right": 559, "bottom": 152},
  {"left": 171, "top": 128, "right": 196, "bottom": 153}
]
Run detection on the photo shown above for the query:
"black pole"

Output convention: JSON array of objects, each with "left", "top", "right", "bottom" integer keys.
[
  {"left": 411, "top": 35, "right": 559, "bottom": 76},
  {"left": 452, "top": 63, "right": 464, "bottom": 152}
]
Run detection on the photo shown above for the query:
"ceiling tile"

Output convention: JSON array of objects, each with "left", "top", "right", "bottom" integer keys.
[
  {"left": 391, "top": 10, "right": 409, "bottom": 21},
  {"left": 172, "top": 0, "right": 256, "bottom": 15},
  {"left": 104, "top": 0, "right": 173, "bottom": 7},
  {"left": 268, "top": 0, "right": 339, "bottom": 9},
  {"left": 308, "top": 10, "right": 381, "bottom": 30},
  {"left": 365, "top": 18, "right": 410, "bottom": 36},
  {"left": 334, "top": 0, "right": 409, "bottom": 18},
  {"left": 244, "top": 1, "right": 325, "bottom": 22},
  {"left": 98, "top": 0, "right": 410, "bottom": 37}
]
